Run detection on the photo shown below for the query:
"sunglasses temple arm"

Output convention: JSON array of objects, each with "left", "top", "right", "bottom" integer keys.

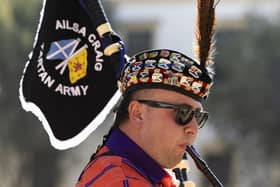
[{"left": 186, "top": 145, "right": 224, "bottom": 187}]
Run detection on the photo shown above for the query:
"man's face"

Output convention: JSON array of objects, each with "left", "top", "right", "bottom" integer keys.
[{"left": 135, "top": 89, "right": 201, "bottom": 168}]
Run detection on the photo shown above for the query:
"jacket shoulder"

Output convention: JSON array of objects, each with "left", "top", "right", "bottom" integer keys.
[{"left": 76, "top": 155, "right": 152, "bottom": 187}]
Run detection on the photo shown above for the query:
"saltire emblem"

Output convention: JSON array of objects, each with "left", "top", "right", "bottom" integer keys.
[
  {"left": 172, "top": 61, "right": 185, "bottom": 72},
  {"left": 158, "top": 58, "right": 171, "bottom": 70},
  {"left": 47, "top": 39, "right": 80, "bottom": 61},
  {"left": 131, "top": 61, "right": 143, "bottom": 72},
  {"left": 144, "top": 59, "right": 157, "bottom": 69},
  {"left": 47, "top": 39, "right": 88, "bottom": 84}
]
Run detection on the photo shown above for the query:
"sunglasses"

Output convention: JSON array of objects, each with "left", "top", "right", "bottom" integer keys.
[{"left": 137, "top": 100, "right": 208, "bottom": 129}]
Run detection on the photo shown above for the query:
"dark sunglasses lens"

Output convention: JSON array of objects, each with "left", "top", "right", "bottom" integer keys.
[
  {"left": 175, "top": 104, "right": 193, "bottom": 125},
  {"left": 196, "top": 112, "right": 208, "bottom": 128}
]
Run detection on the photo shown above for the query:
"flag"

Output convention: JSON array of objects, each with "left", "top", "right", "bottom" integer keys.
[{"left": 19, "top": 0, "right": 124, "bottom": 149}]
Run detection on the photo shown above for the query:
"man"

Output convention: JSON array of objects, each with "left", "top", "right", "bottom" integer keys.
[{"left": 76, "top": 48, "right": 213, "bottom": 187}]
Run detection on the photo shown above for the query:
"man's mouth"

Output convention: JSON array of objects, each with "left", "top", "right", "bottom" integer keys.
[{"left": 179, "top": 143, "right": 188, "bottom": 152}]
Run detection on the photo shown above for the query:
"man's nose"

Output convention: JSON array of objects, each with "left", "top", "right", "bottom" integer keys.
[{"left": 183, "top": 117, "right": 198, "bottom": 135}]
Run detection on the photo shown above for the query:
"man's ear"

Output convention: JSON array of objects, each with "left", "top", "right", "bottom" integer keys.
[{"left": 128, "top": 100, "right": 143, "bottom": 124}]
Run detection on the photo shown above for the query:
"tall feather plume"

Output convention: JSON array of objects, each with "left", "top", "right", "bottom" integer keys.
[{"left": 194, "top": 0, "right": 219, "bottom": 68}]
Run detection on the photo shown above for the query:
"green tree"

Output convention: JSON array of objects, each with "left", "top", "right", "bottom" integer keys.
[{"left": 0, "top": 0, "right": 62, "bottom": 186}]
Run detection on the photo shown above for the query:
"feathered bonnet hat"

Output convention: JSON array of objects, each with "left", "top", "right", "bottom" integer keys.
[{"left": 119, "top": 0, "right": 218, "bottom": 101}]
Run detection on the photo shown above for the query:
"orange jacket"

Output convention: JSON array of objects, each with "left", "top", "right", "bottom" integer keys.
[
  {"left": 76, "top": 147, "right": 153, "bottom": 187},
  {"left": 76, "top": 129, "right": 177, "bottom": 187}
]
